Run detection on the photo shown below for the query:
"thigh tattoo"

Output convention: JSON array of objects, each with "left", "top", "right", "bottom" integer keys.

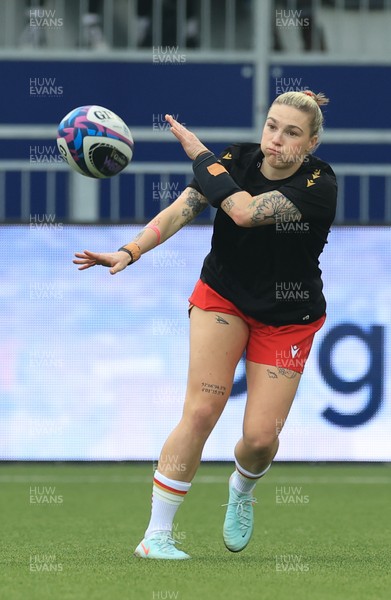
[{"left": 201, "top": 382, "right": 227, "bottom": 396}]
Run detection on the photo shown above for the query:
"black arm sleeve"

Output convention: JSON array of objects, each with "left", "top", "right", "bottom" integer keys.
[{"left": 186, "top": 145, "right": 236, "bottom": 196}]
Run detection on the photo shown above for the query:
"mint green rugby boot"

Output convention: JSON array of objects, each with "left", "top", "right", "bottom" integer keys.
[
  {"left": 134, "top": 532, "right": 190, "bottom": 560},
  {"left": 222, "top": 474, "right": 257, "bottom": 552}
]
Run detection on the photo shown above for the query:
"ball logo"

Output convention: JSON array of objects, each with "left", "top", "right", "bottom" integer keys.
[
  {"left": 91, "top": 146, "right": 128, "bottom": 176},
  {"left": 102, "top": 156, "right": 123, "bottom": 174},
  {"left": 93, "top": 109, "right": 114, "bottom": 120},
  {"left": 57, "top": 140, "right": 69, "bottom": 163}
]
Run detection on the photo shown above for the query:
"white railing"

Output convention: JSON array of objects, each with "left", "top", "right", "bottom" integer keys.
[
  {"left": 1, "top": 125, "right": 391, "bottom": 144},
  {"left": 0, "top": 0, "right": 254, "bottom": 51},
  {"left": 0, "top": 160, "right": 390, "bottom": 224},
  {"left": 1, "top": 0, "right": 391, "bottom": 54}
]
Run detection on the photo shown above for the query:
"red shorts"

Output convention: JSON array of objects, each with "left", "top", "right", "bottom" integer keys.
[{"left": 188, "top": 279, "right": 326, "bottom": 374}]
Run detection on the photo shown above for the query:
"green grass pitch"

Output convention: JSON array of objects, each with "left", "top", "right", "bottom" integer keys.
[{"left": 0, "top": 462, "right": 390, "bottom": 600}]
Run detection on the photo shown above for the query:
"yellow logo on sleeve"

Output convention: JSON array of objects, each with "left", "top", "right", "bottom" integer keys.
[
  {"left": 222, "top": 152, "right": 232, "bottom": 160},
  {"left": 306, "top": 169, "right": 321, "bottom": 187}
]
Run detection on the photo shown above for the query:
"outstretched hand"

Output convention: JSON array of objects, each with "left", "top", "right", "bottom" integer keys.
[
  {"left": 165, "top": 114, "right": 209, "bottom": 160},
  {"left": 73, "top": 250, "right": 131, "bottom": 275}
]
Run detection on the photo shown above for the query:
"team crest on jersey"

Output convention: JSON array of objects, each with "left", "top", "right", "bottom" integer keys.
[{"left": 306, "top": 168, "right": 321, "bottom": 187}]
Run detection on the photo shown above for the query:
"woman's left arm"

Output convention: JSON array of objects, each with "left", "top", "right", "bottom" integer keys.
[
  {"left": 219, "top": 190, "right": 301, "bottom": 228},
  {"left": 166, "top": 113, "right": 302, "bottom": 228}
]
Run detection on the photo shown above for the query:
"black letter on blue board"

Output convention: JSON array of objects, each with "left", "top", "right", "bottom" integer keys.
[{"left": 319, "top": 324, "right": 384, "bottom": 427}]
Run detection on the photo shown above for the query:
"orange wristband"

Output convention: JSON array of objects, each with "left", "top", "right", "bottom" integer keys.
[{"left": 118, "top": 242, "right": 141, "bottom": 264}]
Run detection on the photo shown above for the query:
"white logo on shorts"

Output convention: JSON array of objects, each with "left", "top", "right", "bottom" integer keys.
[{"left": 290, "top": 345, "right": 300, "bottom": 359}]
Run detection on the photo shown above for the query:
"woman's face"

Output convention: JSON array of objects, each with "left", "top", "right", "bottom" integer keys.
[{"left": 260, "top": 103, "right": 318, "bottom": 170}]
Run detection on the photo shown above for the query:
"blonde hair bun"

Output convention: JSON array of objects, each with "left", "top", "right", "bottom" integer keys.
[{"left": 302, "top": 90, "right": 329, "bottom": 107}]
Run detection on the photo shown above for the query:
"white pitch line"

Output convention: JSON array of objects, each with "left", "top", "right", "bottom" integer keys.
[{"left": 0, "top": 475, "right": 390, "bottom": 484}]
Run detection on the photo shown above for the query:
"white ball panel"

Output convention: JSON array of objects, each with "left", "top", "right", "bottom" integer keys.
[{"left": 56, "top": 138, "right": 87, "bottom": 177}]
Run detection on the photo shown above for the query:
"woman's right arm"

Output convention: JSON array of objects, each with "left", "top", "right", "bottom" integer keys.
[{"left": 73, "top": 186, "right": 208, "bottom": 275}]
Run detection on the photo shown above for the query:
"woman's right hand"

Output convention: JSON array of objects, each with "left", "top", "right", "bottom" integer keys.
[{"left": 73, "top": 250, "right": 131, "bottom": 275}]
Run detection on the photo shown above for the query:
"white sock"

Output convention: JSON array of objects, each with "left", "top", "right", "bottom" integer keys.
[
  {"left": 230, "top": 460, "right": 271, "bottom": 494},
  {"left": 144, "top": 471, "right": 191, "bottom": 539}
]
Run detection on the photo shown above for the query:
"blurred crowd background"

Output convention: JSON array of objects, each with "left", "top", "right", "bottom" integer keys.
[{"left": 0, "top": 0, "right": 390, "bottom": 224}]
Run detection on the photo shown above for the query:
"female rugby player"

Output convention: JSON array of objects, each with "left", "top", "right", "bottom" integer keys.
[{"left": 74, "top": 91, "right": 337, "bottom": 560}]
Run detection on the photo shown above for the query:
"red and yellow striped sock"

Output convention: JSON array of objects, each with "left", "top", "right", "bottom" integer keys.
[{"left": 144, "top": 471, "right": 191, "bottom": 539}]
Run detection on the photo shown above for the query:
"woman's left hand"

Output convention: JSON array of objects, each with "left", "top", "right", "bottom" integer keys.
[{"left": 165, "top": 114, "right": 209, "bottom": 160}]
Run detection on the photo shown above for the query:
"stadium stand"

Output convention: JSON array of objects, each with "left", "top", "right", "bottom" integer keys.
[{"left": 0, "top": 0, "right": 390, "bottom": 223}]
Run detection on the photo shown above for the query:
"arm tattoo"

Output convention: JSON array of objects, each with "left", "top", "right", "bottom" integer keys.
[
  {"left": 134, "top": 217, "right": 161, "bottom": 242},
  {"left": 248, "top": 191, "right": 302, "bottom": 227},
  {"left": 133, "top": 231, "right": 145, "bottom": 242},
  {"left": 181, "top": 189, "right": 208, "bottom": 226},
  {"left": 222, "top": 197, "right": 234, "bottom": 213}
]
